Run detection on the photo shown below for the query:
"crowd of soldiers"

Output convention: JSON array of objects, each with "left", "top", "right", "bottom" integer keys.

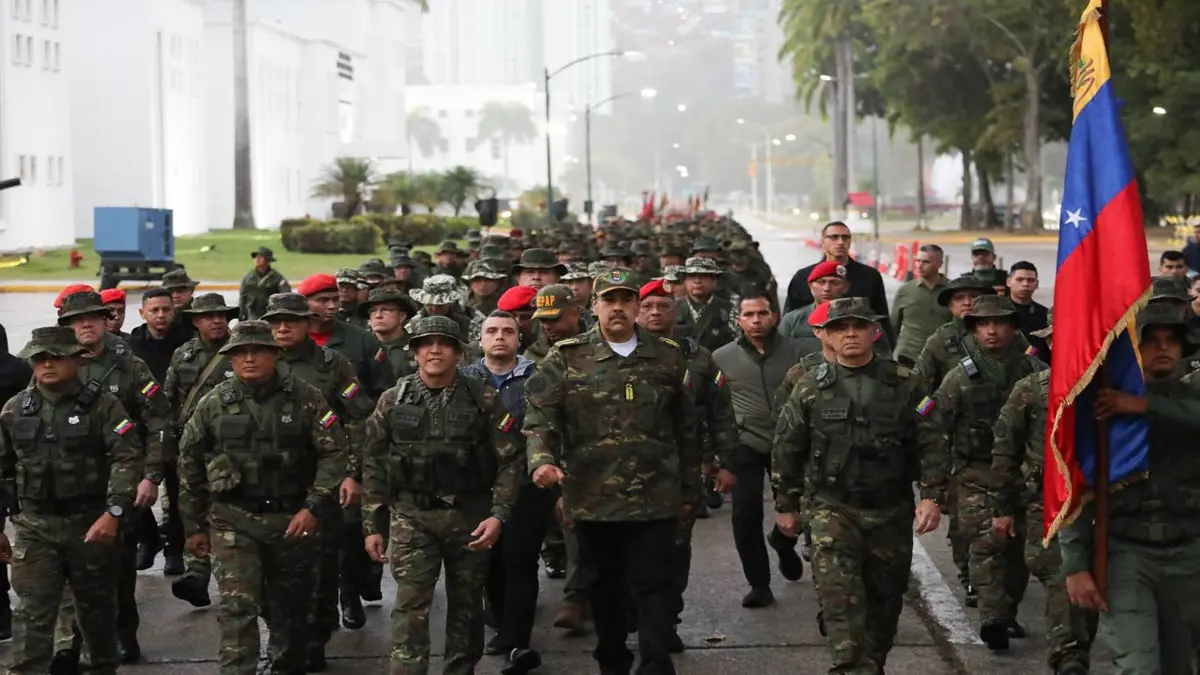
[{"left": 0, "top": 214, "right": 1197, "bottom": 675}]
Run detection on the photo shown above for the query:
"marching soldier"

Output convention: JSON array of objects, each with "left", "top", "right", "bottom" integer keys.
[
  {"left": 361, "top": 316, "right": 521, "bottom": 675},
  {"left": 238, "top": 247, "right": 290, "bottom": 321},
  {"left": 0, "top": 326, "right": 142, "bottom": 675},
  {"left": 675, "top": 257, "right": 739, "bottom": 352},
  {"left": 176, "top": 321, "right": 347, "bottom": 675},
  {"left": 362, "top": 288, "right": 420, "bottom": 379},
  {"left": 335, "top": 269, "right": 369, "bottom": 328}
]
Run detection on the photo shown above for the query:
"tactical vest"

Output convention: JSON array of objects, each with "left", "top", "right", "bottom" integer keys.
[
  {"left": 283, "top": 346, "right": 339, "bottom": 403},
  {"left": 211, "top": 378, "right": 309, "bottom": 502},
  {"left": 677, "top": 297, "right": 737, "bottom": 353},
  {"left": 175, "top": 342, "right": 231, "bottom": 399},
  {"left": 10, "top": 390, "right": 107, "bottom": 506},
  {"left": 953, "top": 353, "right": 1044, "bottom": 469},
  {"left": 807, "top": 362, "right": 917, "bottom": 509},
  {"left": 385, "top": 375, "right": 497, "bottom": 499},
  {"left": 1022, "top": 371, "right": 1050, "bottom": 507}
]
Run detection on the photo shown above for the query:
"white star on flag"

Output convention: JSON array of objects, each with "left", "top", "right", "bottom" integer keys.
[{"left": 1064, "top": 208, "right": 1089, "bottom": 229}]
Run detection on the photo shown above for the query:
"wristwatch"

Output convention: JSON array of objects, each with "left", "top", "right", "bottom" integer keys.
[{"left": 106, "top": 504, "right": 124, "bottom": 519}]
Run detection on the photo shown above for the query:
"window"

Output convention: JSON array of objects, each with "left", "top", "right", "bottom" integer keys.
[
  {"left": 50, "top": 0, "right": 56, "bottom": 27},
  {"left": 22, "top": 0, "right": 30, "bottom": 21},
  {"left": 12, "top": 34, "right": 22, "bottom": 65},
  {"left": 42, "top": 39, "right": 49, "bottom": 69},
  {"left": 16, "top": 155, "right": 26, "bottom": 181},
  {"left": 47, "top": 155, "right": 56, "bottom": 185},
  {"left": 10, "top": 1, "right": 19, "bottom": 19},
  {"left": 490, "top": 137, "right": 501, "bottom": 161},
  {"left": 26, "top": 36, "right": 33, "bottom": 65},
  {"left": 38, "top": 0, "right": 45, "bottom": 25},
  {"left": 29, "top": 156, "right": 36, "bottom": 184},
  {"left": 52, "top": 41, "right": 59, "bottom": 71}
]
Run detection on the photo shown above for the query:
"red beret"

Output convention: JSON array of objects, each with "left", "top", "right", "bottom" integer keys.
[
  {"left": 808, "top": 261, "right": 847, "bottom": 283},
  {"left": 296, "top": 274, "right": 338, "bottom": 297},
  {"left": 639, "top": 279, "right": 670, "bottom": 300},
  {"left": 509, "top": 228, "right": 524, "bottom": 238},
  {"left": 54, "top": 284, "right": 96, "bottom": 309},
  {"left": 497, "top": 285, "right": 538, "bottom": 312},
  {"left": 808, "top": 300, "right": 830, "bottom": 327},
  {"left": 100, "top": 289, "right": 126, "bottom": 304}
]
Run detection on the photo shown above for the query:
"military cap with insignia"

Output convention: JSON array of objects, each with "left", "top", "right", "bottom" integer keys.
[
  {"left": 815, "top": 297, "right": 883, "bottom": 328},
  {"left": 532, "top": 284, "right": 577, "bottom": 320},
  {"left": 592, "top": 266, "right": 640, "bottom": 297},
  {"left": 19, "top": 326, "right": 87, "bottom": 360}
]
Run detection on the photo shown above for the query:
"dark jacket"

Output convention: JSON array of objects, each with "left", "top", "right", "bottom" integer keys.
[
  {"left": 711, "top": 330, "right": 807, "bottom": 454},
  {"left": 129, "top": 322, "right": 193, "bottom": 382},
  {"left": 0, "top": 325, "right": 32, "bottom": 407},
  {"left": 784, "top": 258, "right": 892, "bottom": 340},
  {"left": 1013, "top": 300, "right": 1051, "bottom": 363}
]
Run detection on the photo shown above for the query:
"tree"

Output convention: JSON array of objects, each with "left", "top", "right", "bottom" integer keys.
[
  {"left": 311, "top": 158, "right": 377, "bottom": 218},
  {"left": 407, "top": 107, "right": 444, "bottom": 162},
  {"left": 370, "top": 171, "right": 422, "bottom": 215},
  {"left": 471, "top": 101, "right": 538, "bottom": 191},
  {"left": 438, "top": 166, "right": 488, "bottom": 216},
  {"left": 519, "top": 186, "right": 564, "bottom": 212},
  {"left": 412, "top": 172, "right": 444, "bottom": 213}
]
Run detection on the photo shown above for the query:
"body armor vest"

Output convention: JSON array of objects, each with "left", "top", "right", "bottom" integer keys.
[
  {"left": 176, "top": 342, "right": 231, "bottom": 401},
  {"left": 211, "top": 378, "right": 308, "bottom": 502},
  {"left": 1023, "top": 371, "right": 1050, "bottom": 507},
  {"left": 10, "top": 390, "right": 107, "bottom": 506},
  {"left": 953, "top": 353, "right": 1044, "bottom": 469}
]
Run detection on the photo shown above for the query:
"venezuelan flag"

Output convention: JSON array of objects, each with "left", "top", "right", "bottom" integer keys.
[{"left": 1044, "top": 0, "right": 1151, "bottom": 543}]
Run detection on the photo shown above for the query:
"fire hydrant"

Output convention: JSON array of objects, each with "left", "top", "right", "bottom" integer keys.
[{"left": 68, "top": 249, "right": 83, "bottom": 268}]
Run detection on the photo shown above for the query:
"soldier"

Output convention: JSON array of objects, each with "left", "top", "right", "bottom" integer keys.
[
  {"left": 52, "top": 290, "right": 170, "bottom": 667},
  {"left": 358, "top": 259, "right": 391, "bottom": 288},
  {"left": 0, "top": 326, "right": 141, "bottom": 675},
  {"left": 1064, "top": 303, "right": 1200, "bottom": 675},
  {"left": 162, "top": 269, "right": 201, "bottom": 337},
  {"left": 408, "top": 274, "right": 487, "bottom": 349},
  {"left": 525, "top": 267, "right": 700, "bottom": 675},
  {"left": 990, "top": 311, "right": 1096, "bottom": 675},
  {"left": 771, "top": 297, "right": 946, "bottom": 675},
  {"left": 560, "top": 263, "right": 593, "bottom": 304},
  {"left": 100, "top": 289, "right": 130, "bottom": 340},
  {"left": 362, "top": 288, "right": 420, "bottom": 379},
  {"left": 176, "top": 320, "right": 345, "bottom": 675},
  {"left": 513, "top": 249, "right": 567, "bottom": 291},
  {"left": 335, "top": 269, "right": 369, "bottom": 328},
  {"left": 465, "top": 260, "right": 508, "bottom": 315},
  {"left": 238, "top": 247, "right": 291, "bottom": 321},
  {"left": 779, "top": 262, "right": 850, "bottom": 345},
  {"left": 390, "top": 251, "right": 420, "bottom": 295},
  {"left": 298, "top": 274, "right": 394, "bottom": 399},
  {"left": 638, "top": 278, "right": 738, "bottom": 649},
  {"left": 361, "top": 316, "right": 521, "bottom": 675},
  {"left": 931, "top": 295, "right": 1045, "bottom": 649},
  {"left": 261, "top": 293, "right": 375, "bottom": 668},
  {"left": 433, "top": 240, "right": 466, "bottom": 278},
  {"left": 163, "top": 293, "right": 240, "bottom": 608},
  {"left": 675, "top": 257, "right": 739, "bottom": 352}
]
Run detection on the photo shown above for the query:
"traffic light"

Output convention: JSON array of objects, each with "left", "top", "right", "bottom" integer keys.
[
  {"left": 475, "top": 197, "right": 499, "bottom": 227},
  {"left": 550, "top": 199, "right": 569, "bottom": 223}
]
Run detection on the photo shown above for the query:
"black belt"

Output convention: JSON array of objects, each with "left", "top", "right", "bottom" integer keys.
[
  {"left": 22, "top": 499, "right": 105, "bottom": 517},
  {"left": 216, "top": 497, "right": 304, "bottom": 514}
]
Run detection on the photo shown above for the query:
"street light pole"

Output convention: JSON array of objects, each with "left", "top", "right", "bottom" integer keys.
[
  {"left": 585, "top": 106, "right": 593, "bottom": 223},
  {"left": 871, "top": 116, "right": 880, "bottom": 239},
  {"left": 749, "top": 144, "right": 759, "bottom": 212}
]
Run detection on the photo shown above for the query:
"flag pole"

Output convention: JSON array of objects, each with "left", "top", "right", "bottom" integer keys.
[{"left": 1092, "top": 0, "right": 1113, "bottom": 602}]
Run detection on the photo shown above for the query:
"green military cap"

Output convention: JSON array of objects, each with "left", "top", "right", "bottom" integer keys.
[
  {"left": 1032, "top": 307, "right": 1053, "bottom": 338},
  {"left": 1136, "top": 302, "right": 1189, "bottom": 335},
  {"left": 359, "top": 258, "right": 391, "bottom": 280},
  {"left": 532, "top": 284, "right": 577, "bottom": 320},
  {"left": 357, "top": 287, "right": 420, "bottom": 319},
  {"left": 681, "top": 256, "right": 723, "bottom": 276},
  {"left": 387, "top": 236, "right": 413, "bottom": 250},
  {"left": 335, "top": 268, "right": 366, "bottom": 288},
  {"left": 467, "top": 239, "right": 481, "bottom": 250},
  {"left": 483, "top": 235, "right": 509, "bottom": 247},
  {"left": 964, "top": 294, "right": 1017, "bottom": 322},
  {"left": 250, "top": 246, "right": 276, "bottom": 261},
  {"left": 660, "top": 245, "right": 687, "bottom": 259},
  {"left": 390, "top": 251, "right": 415, "bottom": 268},
  {"left": 218, "top": 320, "right": 281, "bottom": 354},
  {"left": 592, "top": 266, "right": 640, "bottom": 297},
  {"left": 629, "top": 241, "right": 654, "bottom": 257},
  {"left": 412, "top": 251, "right": 432, "bottom": 263},
  {"left": 660, "top": 265, "right": 683, "bottom": 283},
  {"left": 57, "top": 290, "right": 112, "bottom": 324},
  {"left": 936, "top": 275, "right": 996, "bottom": 307},
  {"left": 260, "top": 292, "right": 313, "bottom": 321},
  {"left": 435, "top": 240, "right": 461, "bottom": 255},
  {"left": 1149, "top": 275, "right": 1189, "bottom": 305},
  {"left": 600, "top": 243, "right": 632, "bottom": 261},
  {"left": 464, "top": 260, "right": 508, "bottom": 281},
  {"left": 19, "top": 326, "right": 86, "bottom": 360},
  {"left": 560, "top": 261, "right": 591, "bottom": 281},
  {"left": 690, "top": 235, "right": 722, "bottom": 253},
  {"left": 408, "top": 315, "right": 464, "bottom": 348},
  {"left": 816, "top": 297, "right": 883, "bottom": 328},
  {"left": 556, "top": 240, "right": 579, "bottom": 254},
  {"left": 161, "top": 268, "right": 199, "bottom": 289},
  {"left": 513, "top": 248, "right": 567, "bottom": 275},
  {"left": 410, "top": 274, "right": 461, "bottom": 306},
  {"left": 480, "top": 243, "right": 507, "bottom": 260},
  {"left": 971, "top": 237, "right": 996, "bottom": 253},
  {"left": 182, "top": 293, "right": 239, "bottom": 318},
  {"left": 465, "top": 229, "right": 482, "bottom": 241}
]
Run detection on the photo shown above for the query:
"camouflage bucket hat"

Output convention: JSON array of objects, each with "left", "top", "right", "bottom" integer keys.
[
  {"left": 560, "top": 261, "right": 591, "bottom": 281},
  {"left": 250, "top": 246, "right": 276, "bottom": 261},
  {"left": 682, "top": 256, "right": 722, "bottom": 276},
  {"left": 358, "top": 287, "right": 420, "bottom": 319},
  {"left": 936, "top": 275, "right": 996, "bottom": 307},
  {"left": 966, "top": 294, "right": 1018, "bottom": 319},
  {"left": 56, "top": 290, "right": 113, "bottom": 324},
  {"left": 514, "top": 248, "right": 568, "bottom": 274},
  {"left": 182, "top": 293, "right": 239, "bottom": 317},
  {"left": 410, "top": 274, "right": 461, "bottom": 306},
  {"left": 260, "top": 292, "right": 313, "bottom": 321},
  {"left": 630, "top": 241, "right": 654, "bottom": 256},
  {"left": 358, "top": 258, "right": 391, "bottom": 280},
  {"left": 816, "top": 297, "right": 883, "bottom": 328},
  {"left": 161, "top": 268, "right": 200, "bottom": 289},
  {"left": 587, "top": 261, "right": 614, "bottom": 278},
  {"left": 390, "top": 251, "right": 415, "bottom": 268},
  {"left": 1136, "top": 302, "right": 1189, "bottom": 336},
  {"left": 464, "top": 260, "right": 508, "bottom": 281},
  {"left": 1031, "top": 307, "right": 1053, "bottom": 338},
  {"left": 435, "top": 240, "right": 461, "bottom": 255},
  {"left": 18, "top": 326, "right": 86, "bottom": 360},
  {"left": 1149, "top": 275, "right": 1189, "bottom": 304},
  {"left": 592, "top": 266, "right": 640, "bottom": 297},
  {"left": 218, "top": 320, "right": 281, "bottom": 354},
  {"left": 660, "top": 265, "right": 684, "bottom": 283},
  {"left": 600, "top": 244, "right": 631, "bottom": 260},
  {"left": 408, "top": 315, "right": 464, "bottom": 348},
  {"left": 690, "top": 235, "right": 722, "bottom": 253},
  {"left": 480, "top": 243, "right": 508, "bottom": 261},
  {"left": 336, "top": 268, "right": 367, "bottom": 288},
  {"left": 532, "top": 284, "right": 577, "bottom": 320}
]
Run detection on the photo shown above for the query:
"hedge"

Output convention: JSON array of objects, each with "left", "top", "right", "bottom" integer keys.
[{"left": 287, "top": 219, "right": 380, "bottom": 254}]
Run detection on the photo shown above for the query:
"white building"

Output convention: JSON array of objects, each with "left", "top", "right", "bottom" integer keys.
[
  {"left": 405, "top": 85, "right": 544, "bottom": 193},
  {"left": 542, "top": 0, "right": 615, "bottom": 116},
  {"left": 420, "top": 0, "right": 541, "bottom": 87},
  {"left": 0, "top": 0, "right": 73, "bottom": 251},
  {"left": 67, "top": 0, "right": 208, "bottom": 238}
]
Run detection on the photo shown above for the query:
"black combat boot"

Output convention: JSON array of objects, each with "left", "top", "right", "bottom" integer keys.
[
  {"left": 118, "top": 631, "right": 141, "bottom": 663},
  {"left": 340, "top": 593, "right": 365, "bottom": 630},
  {"left": 306, "top": 643, "right": 328, "bottom": 672},
  {"left": 49, "top": 649, "right": 79, "bottom": 675},
  {"left": 171, "top": 575, "right": 211, "bottom": 607},
  {"left": 979, "top": 618, "right": 1010, "bottom": 651},
  {"left": 964, "top": 585, "right": 978, "bottom": 608},
  {"left": 768, "top": 527, "right": 804, "bottom": 581},
  {"left": 0, "top": 595, "right": 10, "bottom": 641}
]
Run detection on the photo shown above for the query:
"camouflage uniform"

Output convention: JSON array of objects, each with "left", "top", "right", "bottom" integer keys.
[
  {"left": 771, "top": 298, "right": 947, "bottom": 675},
  {"left": 931, "top": 295, "right": 1044, "bottom": 649},
  {"left": 0, "top": 327, "right": 142, "bottom": 675},
  {"left": 238, "top": 249, "right": 290, "bottom": 321},
  {"left": 335, "top": 268, "right": 369, "bottom": 329},
  {"left": 464, "top": 260, "right": 507, "bottom": 316},
  {"left": 360, "top": 288, "right": 420, "bottom": 382},
  {"left": 675, "top": 258, "right": 739, "bottom": 353},
  {"left": 992, "top": 367, "right": 1096, "bottom": 672},
  {"left": 408, "top": 275, "right": 486, "bottom": 360},
  {"left": 361, "top": 317, "right": 521, "bottom": 675},
  {"left": 772, "top": 352, "right": 829, "bottom": 414},
  {"left": 524, "top": 268, "right": 700, "bottom": 675},
  {"left": 177, "top": 321, "right": 346, "bottom": 675}
]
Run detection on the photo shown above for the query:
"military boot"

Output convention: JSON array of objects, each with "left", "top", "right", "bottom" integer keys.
[
  {"left": 306, "top": 643, "right": 328, "bottom": 672},
  {"left": 768, "top": 527, "right": 804, "bottom": 581},
  {"left": 340, "top": 593, "right": 365, "bottom": 630},
  {"left": 162, "top": 549, "right": 185, "bottom": 576},
  {"left": 0, "top": 594, "right": 10, "bottom": 641},
  {"left": 359, "top": 563, "right": 384, "bottom": 602},
  {"left": 980, "top": 618, "right": 1010, "bottom": 651},
  {"left": 49, "top": 649, "right": 79, "bottom": 675},
  {"left": 118, "top": 631, "right": 141, "bottom": 663},
  {"left": 171, "top": 575, "right": 211, "bottom": 607}
]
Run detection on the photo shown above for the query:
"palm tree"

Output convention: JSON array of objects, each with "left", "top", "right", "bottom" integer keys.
[
  {"left": 407, "top": 107, "right": 444, "bottom": 170},
  {"left": 471, "top": 101, "right": 537, "bottom": 191},
  {"left": 380, "top": 171, "right": 421, "bottom": 215},
  {"left": 311, "top": 158, "right": 378, "bottom": 218},
  {"left": 412, "top": 172, "right": 444, "bottom": 213},
  {"left": 438, "top": 166, "right": 488, "bottom": 216}
]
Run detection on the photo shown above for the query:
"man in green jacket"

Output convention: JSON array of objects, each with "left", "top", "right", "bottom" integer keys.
[{"left": 890, "top": 245, "right": 950, "bottom": 366}]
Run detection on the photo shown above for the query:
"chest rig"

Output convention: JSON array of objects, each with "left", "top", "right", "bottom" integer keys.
[
  {"left": 10, "top": 389, "right": 107, "bottom": 508},
  {"left": 211, "top": 378, "right": 308, "bottom": 502}
]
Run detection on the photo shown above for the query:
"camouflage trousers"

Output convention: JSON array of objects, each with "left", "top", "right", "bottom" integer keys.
[
  {"left": 1023, "top": 508, "right": 1097, "bottom": 672},
  {"left": 307, "top": 509, "right": 342, "bottom": 644},
  {"left": 388, "top": 495, "right": 491, "bottom": 675},
  {"left": 670, "top": 505, "right": 697, "bottom": 620},
  {"left": 959, "top": 474, "right": 1027, "bottom": 624},
  {"left": 53, "top": 517, "right": 139, "bottom": 656},
  {"left": 7, "top": 510, "right": 121, "bottom": 675},
  {"left": 208, "top": 502, "right": 318, "bottom": 675},
  {"left": 944, "top": 480, "right": 969, "bottom": 588},
  {"left": 809, "top": 500, "right": 912, "bottom": 675},
  {"left": 161, "top": 469, "right": 212, "bottom": 585}
]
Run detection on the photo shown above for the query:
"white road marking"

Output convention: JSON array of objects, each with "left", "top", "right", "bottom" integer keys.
[{"left": 910, "top": 535, "right": 984, "bottom": 645}]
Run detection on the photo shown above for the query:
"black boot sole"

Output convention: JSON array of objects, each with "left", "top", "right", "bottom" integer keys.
[{"left": 980, "top": 621, "right": 1010, "bottom": 651}]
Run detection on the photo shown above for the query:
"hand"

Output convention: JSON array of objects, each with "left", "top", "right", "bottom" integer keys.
[
  {"left": 285, "top": 508, "right": 319, "bottom": 540},
  {"left": 339, "top": 478, "right": 361, "bottom": 509},
  {"left": 680, "top": 502, "right": 694, "bottom": 519},
  {"left": 714, "top": 468, "right": 737, "bottom": 493},
  {"left": 991, "top": 516, "right": 1016, "bottom": 539},
  {"left": 468, "top": 516, "right": 502, "bottom": 550},
  {"left": 554, "top": 497, "right": 571, "bottom": 527},
  {"left": 0, "top": 533, "right": 11, "bottom": 563},
  {"left": 776, "top": 511, "right": 801, "bottom": 539},
  {"left": 1066, "top": 571, "right": 1107, "bottom": 612},
  {"left": 365, "top": 534, "right": 387, "bottom": 563},
  {"left": 533, "top": 464, "right": 564, "bottom": 489},
  {"left": 914, "top": 499, "right": 941, "bottom": 535},
  {"left": 701, "top": 461, "right": 715, "bottom": 477},
  {"left": 1094, "top": 389, "right": 1148, "bottom": 420},
  {"left": 134, "top": 479, "right": 158, "bottom": 508},
  {"left": 186, "top": 533, "right": 210, "bottom": 558},
  {"left": 84, "top": 513, "right": 120, "bottom": 545}
]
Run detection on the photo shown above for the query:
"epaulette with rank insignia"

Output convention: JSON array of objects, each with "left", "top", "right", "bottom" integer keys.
[
  {"left": 660, "top": 337, "right": 680, "bottom": 349},
  {"left": 555, "top": 336, "right": 587, "bottom": 348}
]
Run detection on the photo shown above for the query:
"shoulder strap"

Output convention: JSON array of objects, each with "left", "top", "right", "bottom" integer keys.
[
  {"left": 460, "top": 373, "right": 489, "bottom": 413},
  {"left": 815, "top": 362, "right": 836, "bottom": 390},
  {"left": 181, "top": 354, "right": 226, "bottom": 419}
]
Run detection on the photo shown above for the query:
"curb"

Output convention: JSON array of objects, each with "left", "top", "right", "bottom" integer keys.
[{"left": 0, "top": 283, "right": 241, "bottom": 293}]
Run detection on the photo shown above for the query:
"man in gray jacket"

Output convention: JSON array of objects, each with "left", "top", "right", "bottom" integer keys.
[{"left": 712, "top": 289, "right": 809, "bottom": 608}]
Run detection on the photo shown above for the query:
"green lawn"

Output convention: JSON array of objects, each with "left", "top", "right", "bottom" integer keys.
[{"left": 0, "top": 229, "right": 498, "bottom": 282}]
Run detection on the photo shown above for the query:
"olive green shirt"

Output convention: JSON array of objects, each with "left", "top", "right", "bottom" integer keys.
[{"left": 891, "top": 276, "right": 951, "bottom": 363}]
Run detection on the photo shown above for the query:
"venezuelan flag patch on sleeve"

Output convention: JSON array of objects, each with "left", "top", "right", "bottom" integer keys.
[
  {"left": 341, "top": 382, "right": 360, "bottom": 400},
  {"left": 915, "top": 396, "right": 935, "bottom": 416},
  {"left": 113, "top": 419, "right": 134, "bottom": 436},
  {"left": 681, "top": 369, "right": 693, "bottom": 389},
  {"left": 374, "top": 348, "right": 387, "bottom": 363},
  {"left": 497, "top": 413, "right": 514, "bottom": 432},
  {"left": 140, "top": 381, "right": 160, "bottom": 398},
  {"left": 318, "top": 411, "right": 339, "bottom": 429},
  {"left": 1024, "top": 345, "right": 1038, "bottom": 357},
  {"left": 713, "top": 370, "right": 726, "bottom": 388}
]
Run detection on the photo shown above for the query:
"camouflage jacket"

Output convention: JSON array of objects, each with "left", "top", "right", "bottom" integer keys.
[
  {"left": 771, "top": 352, "right": 829, "bottom": 413},
  {"left": 0, "top": 382, "right": 142, "bottom": 515},
  {"left": 239, "top": 268, "right": 291, "bottom": 321},
  {"left": 361, "top": 372, "right": 522, "bottom": 535},
  {"left": 673, "top": 334, "right": 738, "bottom": 469},
  {"left": 914, "top": 319, "right": 1030, "bottom": 392},
  {"left": 176, "top": 373, "right": 347, "bottom": 537},
  {"left": 771, "top": 358, "right": 947, "bottom": 515},
  {"left": 377, "top": 335, "right": 415, "bottom": 381},
  {"left": 163, "top": 336, "right": 234, "bottom": 428},
  {"left": 322, "top": 320, "right": 394, "bottom": 398},
  {"left": 524, "top": 326, "right": 701, "bottom": 521},
  {"left": 990, "top": 369, "right": 1048, "bottom": 518},
  {"left": 675, "top": 294, "right": 739, "bottom": 353}
]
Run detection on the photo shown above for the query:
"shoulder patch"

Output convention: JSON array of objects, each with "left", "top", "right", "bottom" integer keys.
[
  {"left": 915, "top": 396, "right": 935, "bottom": 416},
  {"left": 219, "top": 389, "right": 240, "bottom": 405},
  {"left": 140, "top": 380, "right": 160, "bottom": 398},
  {"left": 712, "top": 370, "right": 726, "bottom": 388},
  {"left": 525, "top": 372, "right": 548, "bottom": 395},
  {"left": 318, "top": 411, "right": 339, "bottom": 429},
  {"left": 341, "top": 382, "right": 361, "bottom": 400},
  {"left": 113, "top": 342, "right": 127, "bottom": 355},
  {"left": 497, "top": 413, "right": 515, "bottom": 432},
  {"left": 659, "top": 337, "right": 680, "bottom": 349},
  {"left": 182, "top": 349, "right": 195, "bottom": 362},
  {"left": 113, "top": 418, "right": 134, "bottom": 436}
]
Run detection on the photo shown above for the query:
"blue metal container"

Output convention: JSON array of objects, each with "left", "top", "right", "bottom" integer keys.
[{"left": 93, "top": 207, "right": 174, "bottom": 262}]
